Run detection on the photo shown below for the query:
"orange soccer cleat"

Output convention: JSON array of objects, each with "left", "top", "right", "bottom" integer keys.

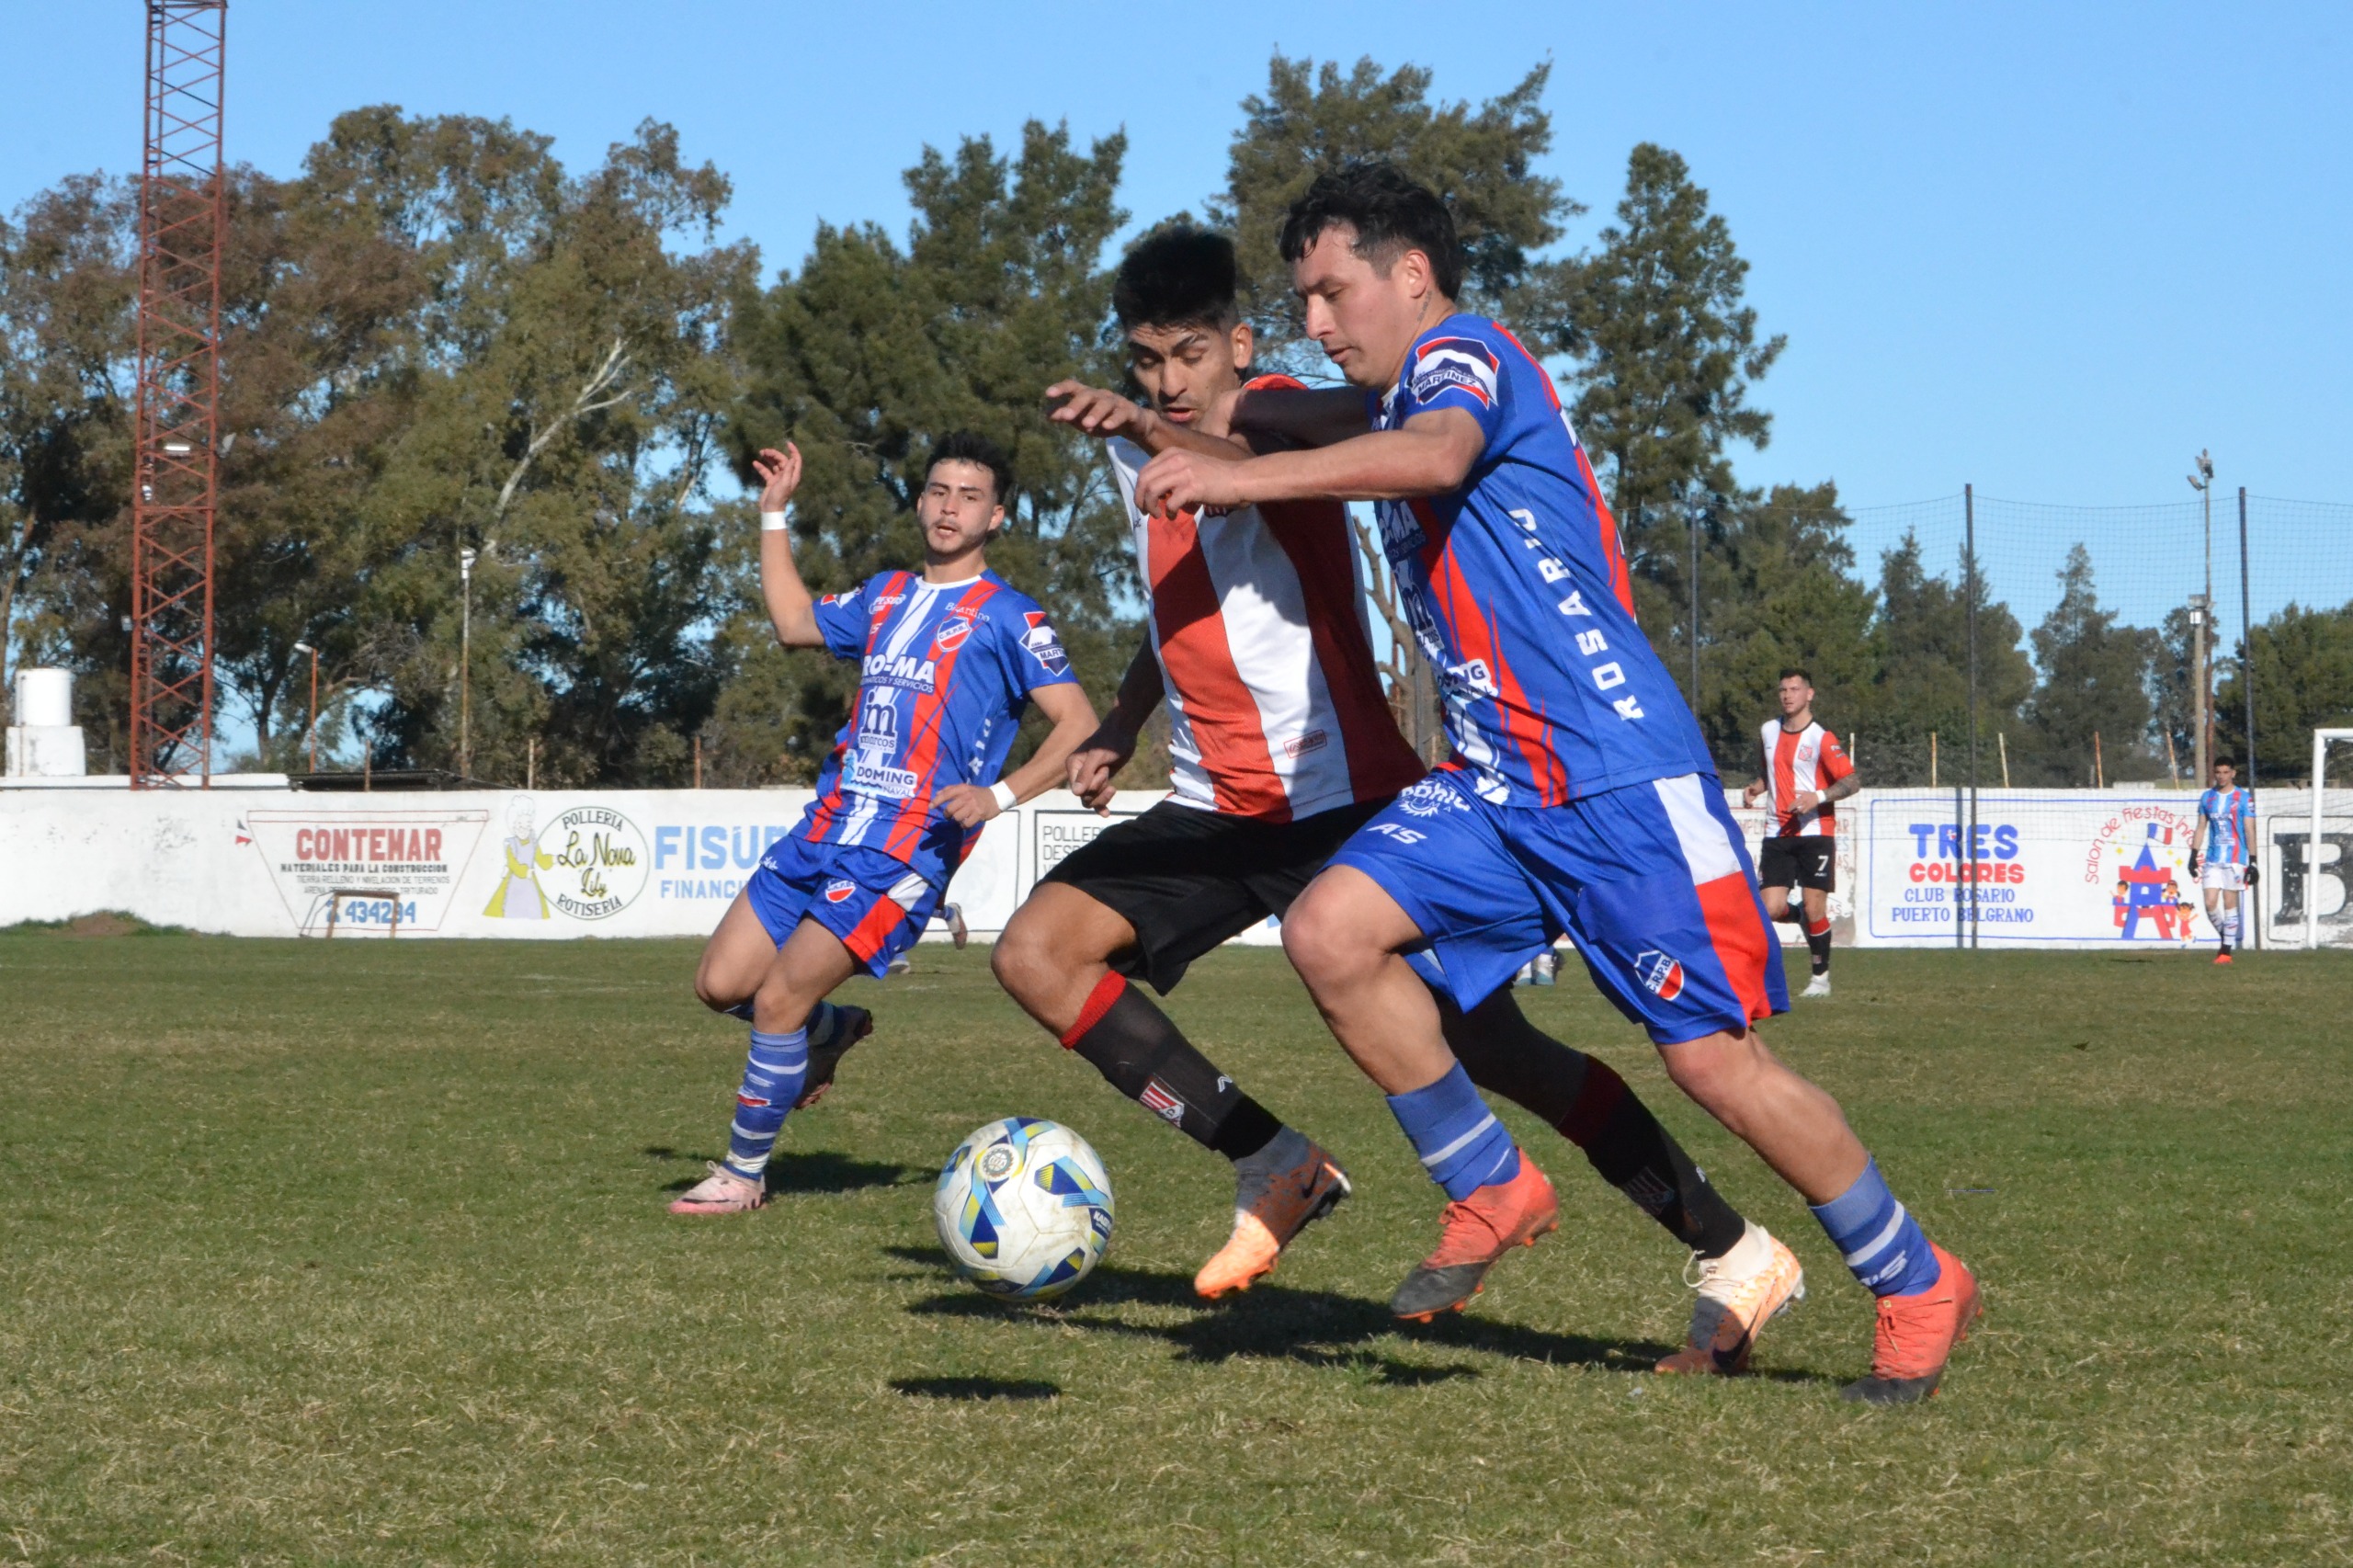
[
  {"left": 2213, "top": 951, "right": 2234, "bottom": 966},
  {"left": 1656, "top": 1223, "right": 1806, "bottom": 1375},
  {"left": 1193, "top": 1131, "right": 1351, "bottom": 1299},
  {"left": 1840, "top": 1243, "right": 1982, "bottom": 1404},
  {"left": 1390, "top": 1153, "right": 1559, "bottom": 1322}
]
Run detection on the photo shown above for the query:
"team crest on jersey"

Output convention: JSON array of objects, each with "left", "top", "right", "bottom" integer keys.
[
  {"left": 934, "top": 610, "right": 977, "bottom": 652},
  {"left": 823, "top": 879, "right": 858, "bottom": 903},
  {"left": 1020, "top": 611, "right": 1069, "bottom": 676},
  {"left": 1633, "top": 949, "right": 1686, "bottom": 1001},
  {"left": 1409, "top": 336, "right": 1501, "bottom": 407}
]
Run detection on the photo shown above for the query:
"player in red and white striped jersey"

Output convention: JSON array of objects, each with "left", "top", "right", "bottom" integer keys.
[
  {"left": 992, "top": 231, "right": 1782, "bottom": 1359},
  {"left": 1741, "top": 668, "right": 1860, "bottom": 997}
]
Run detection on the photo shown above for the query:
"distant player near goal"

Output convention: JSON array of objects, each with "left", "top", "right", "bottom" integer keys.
[
  {"left": 1742, "top": 668, "right": 1859, "bottom": 999},
  {"left": 2190, "top": 758, "right": 2256, "bottom": 965}
]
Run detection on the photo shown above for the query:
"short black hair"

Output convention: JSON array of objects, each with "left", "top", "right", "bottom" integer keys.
[
  {"left": 1779, "top": 667, "right": 1813, "bottom": 686},
  {"left": 1279, "top": 162, "right": 1463, "bottom": 301},
  {"left": 926, "top": 430, "right": 1013, "bottom": 506},
  {"left": 1114, "top": 225, "right": 1238, "bottom": 331},
  {"left": 2214, "top": 756, "right": 2237, "bottom": 769}
]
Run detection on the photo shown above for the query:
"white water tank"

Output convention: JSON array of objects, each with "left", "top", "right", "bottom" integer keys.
[
  {"left": 6, "top": 667, "right": 85, "bottom": 778},
  {"left": 14, "top": 667, "right": 72, "bottom": 728}
]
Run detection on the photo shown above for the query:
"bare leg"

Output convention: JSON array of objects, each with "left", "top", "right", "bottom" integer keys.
[
  {"left": 1654, "top": 1028, "right": 1868, "bottom": 1204},
  {"left": 1279, "top": 865, "right": 1455, "bottom": 1095},
  {"left": 694, "top": 890, "right": 782, "bottom": 1014},
  {"left": 991, "top": 881, "right": 1139, "bottom": 1034}
]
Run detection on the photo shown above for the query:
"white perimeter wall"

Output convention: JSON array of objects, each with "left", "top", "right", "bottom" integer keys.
[{"left": 2, "top": 783, "right": 2344, "bottom": 949}]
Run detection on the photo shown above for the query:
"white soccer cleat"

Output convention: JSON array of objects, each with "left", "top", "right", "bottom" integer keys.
[
  {"left": 1802, "top": 973, "right": 1832, "bottom": 998},
  {"left": 1656, "top": 1222, "right": 1805, "bottom": 1374},
  {"left": 668, "top": 1163, "right": 766, "bottom": 1215}
]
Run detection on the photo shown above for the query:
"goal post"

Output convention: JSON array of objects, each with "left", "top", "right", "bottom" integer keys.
[{"left": 2306, "top": 729, "right": 2353, "bottom": 950}]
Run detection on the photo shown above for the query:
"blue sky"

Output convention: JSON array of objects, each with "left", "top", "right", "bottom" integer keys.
[{"left": 9, "top": 0, "right": 2349, "bottom": 640}]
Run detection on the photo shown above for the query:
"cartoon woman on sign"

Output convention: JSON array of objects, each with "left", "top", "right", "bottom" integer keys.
[{"left": 483, "top": 794, "right": 553, "bottom": 919}]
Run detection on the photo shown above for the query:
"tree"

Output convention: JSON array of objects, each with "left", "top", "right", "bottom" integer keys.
[
  {"left": 2217, "top": 599, "right": 2353, "bottom": 781},
  {"left": 1857, "top": 532, "right": 2033, "bottom": 786},
  {"left": 232, "top": 112, "right": 753, "bottom": 785},
  {"left": 1545, "top": 144, "right": 1783, "bottom": 537},
  {"left": 2020, "top": 544, "right": 2156, "bottom": 785},
  {"left": 6, "top": 110, "right": 758, "bottom": 786},
  {"left": 1213, "top": 54, "right": 1571, "bottom": 367},
  {"left": 1685, "top": 483, "right": 1876, "bottom": 775},
  {"left": 726, "top": 121, "right": 1134, "bottom": 783},
  {"left": 0, "top": 175, "right": 136, "bottom": 764}
]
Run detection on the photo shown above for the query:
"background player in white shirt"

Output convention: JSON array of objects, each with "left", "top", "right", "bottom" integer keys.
[
  {"left": 2190, "top": 758, "right": 2256, "bottom": 964},
  {"left": 1742, "top": 669, "right": 1859, "bottom": 997}
]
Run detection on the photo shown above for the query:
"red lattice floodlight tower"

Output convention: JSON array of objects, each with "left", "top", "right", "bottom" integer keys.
[{"left": 130, "top": 0, "right": 228, "bottom": 786}]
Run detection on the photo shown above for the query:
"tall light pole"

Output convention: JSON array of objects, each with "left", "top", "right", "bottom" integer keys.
[
  {"left": 291, "top": 640, "right": 318, "bottom": 774},
  {"left": 2187, "top": 450, "right": 2214, "bottom": 783},
  {"left": 459, "top": 546, "right": 476, "bottom": 781}
]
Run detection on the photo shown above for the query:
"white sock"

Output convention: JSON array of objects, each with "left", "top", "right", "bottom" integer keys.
[{"left": 1710, "top": 1221, "right": 1774, "bottom": 1277}]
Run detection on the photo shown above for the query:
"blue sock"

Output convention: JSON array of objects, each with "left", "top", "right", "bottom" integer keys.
[
  {"left": 1386, "top": 1062, "right": 1521, "bottom": 1201},
  {"left": 1810, "top": 1158, "right": 1941, "bottom": 1297},
  {"left": 723, "top": 1027, "right": 809, "bottom": 1179}
]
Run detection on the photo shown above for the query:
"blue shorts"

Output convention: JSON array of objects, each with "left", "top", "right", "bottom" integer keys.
[
  {"left": 745, "top": 835, "right": 943, "bottom": 979},
  {"left": 1329, "top": 771, "right": 1787, "bottom": 1045}
]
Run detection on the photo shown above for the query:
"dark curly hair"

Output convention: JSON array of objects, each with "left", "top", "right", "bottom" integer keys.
[
  {"left": 926, "top": 430, "right": 1014, "bottom": 506},
  {"left": 1113, "top": 225, "right": 1239, "bottom": 331}
]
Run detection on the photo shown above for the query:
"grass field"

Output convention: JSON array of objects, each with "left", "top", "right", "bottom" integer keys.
[{"left": 1, "top": 929, "right": 2347, "bottom": 1565}]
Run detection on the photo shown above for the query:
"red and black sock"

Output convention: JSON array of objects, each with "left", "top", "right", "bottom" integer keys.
[
  {"left": 1451, "top": 1021, "right": 1746, "bottom": 1258},
  {"left": 1060, "top": 972, "right": 1282, "bottom": 1161},
  {"left": 1804, "top": 915, "right": 1833, "bottom": 975}
]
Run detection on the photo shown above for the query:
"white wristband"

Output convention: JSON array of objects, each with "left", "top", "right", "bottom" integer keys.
[
  {"left": 760, "top": 509, "right": 789, "bottom": 532},
  {"left": 990, "top": 781, "right": 1017, "bottom": 813}
]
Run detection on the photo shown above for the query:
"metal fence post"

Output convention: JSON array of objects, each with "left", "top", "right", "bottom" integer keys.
[
  {"left": 1965, "top": 483, "right": 1978, "bottom": 949},
  {"left": 2240, "top": 486, "right": 2259, "bottom": 949}
]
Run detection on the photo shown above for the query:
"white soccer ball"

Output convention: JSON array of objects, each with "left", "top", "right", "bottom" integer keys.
[{"left": 932, "top": 1117, "right": 1115, "bottom": 1301}]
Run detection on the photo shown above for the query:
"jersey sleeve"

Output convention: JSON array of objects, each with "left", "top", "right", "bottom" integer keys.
[
  {"left": 1819, "top": 729, "right": 1854, "bottom": 783},
  {"left": 811, "top": 578, "right": 871, "bottom": 662},
  {"left": 1400, "top": 326, "right": 1508, "bottom": 445},
  {"left": 998, "top": 593, "right": 1080, "bottom": 697}
]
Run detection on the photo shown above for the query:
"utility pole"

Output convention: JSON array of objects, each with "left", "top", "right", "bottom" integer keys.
[
  {"left": 130, "top": 1, "right": 229, "bottom": 787},
  {"left": 292, "top": 640, "right": 317, "bottom": 773},
  {"left": 459, "top": 546, "right": 476, "bottom": 781},
  {"left": 2188, "top": 450, "right": 2215, "bottom": 783}
]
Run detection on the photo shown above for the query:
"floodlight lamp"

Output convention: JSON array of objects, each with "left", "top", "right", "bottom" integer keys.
[{"left": 292, "top": 642, "right": 313, "bottom": 655}]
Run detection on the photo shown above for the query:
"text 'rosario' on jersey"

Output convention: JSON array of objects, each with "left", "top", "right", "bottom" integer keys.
[
  {"left": 788, "top": 568, "right": 1078, "bottom": 887},
  {"left": 1370, "top": 314, "right": 1713, "bottom": 807}
]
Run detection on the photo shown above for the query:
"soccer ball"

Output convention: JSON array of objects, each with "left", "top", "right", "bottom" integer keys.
[{"left": 932, "top": 1117, "right": 1115, "bottom": 1301}]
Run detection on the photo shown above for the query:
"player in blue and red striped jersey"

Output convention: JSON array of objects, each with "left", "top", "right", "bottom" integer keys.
[
  {"left": 1135, "top": 164, "right": 1980, "bottom": 1403},
  {"left": 671, "top": 433, "right": 1097, "bottom": 1215},
  {"left": 2190, "top": 758, "right": 2257, "bottom": 964}
]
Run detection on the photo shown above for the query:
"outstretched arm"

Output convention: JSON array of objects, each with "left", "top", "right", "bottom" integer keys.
[
  {"left": 935, "top": 682, "right": 1101, "bottom": 829},
  {"left": 1044, "top": 381, "right": 1255, "bottom": 461},
  {"left": 751, "top": 444, "right": 824, "bottom": 649},
  {"left": 1067, "top": 642, "right": 1165, "bottom": 813},
  {"left": 1133, "top": 407, "right": 1484, "bottom": 517}
]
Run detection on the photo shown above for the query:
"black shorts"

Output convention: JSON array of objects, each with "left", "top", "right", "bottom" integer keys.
[
  {"left": 1757, "top": 835, "right": 1836, "bottom": 892},
  {"left": 1040, "top": 798, "right": 1389, "bottom": 993}
]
